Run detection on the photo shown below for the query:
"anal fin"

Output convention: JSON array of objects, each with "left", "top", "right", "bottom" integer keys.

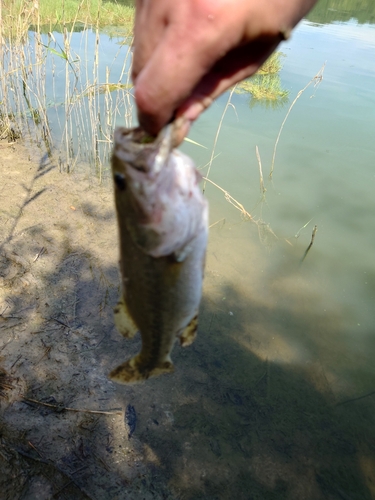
[
  {"left": 179, "top": 314, "right": 198, "bottom": 347},
  {"left": 113, "top": 298, "right": 138, "bottom": 339}
]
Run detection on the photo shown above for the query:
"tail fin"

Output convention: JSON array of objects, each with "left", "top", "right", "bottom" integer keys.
[{"left": 109, "top": 355, "right": 174, "bottom": 384}]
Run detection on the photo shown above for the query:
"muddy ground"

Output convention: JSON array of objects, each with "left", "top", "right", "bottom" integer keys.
[{"left": 0, "top": 139, "right": 374, "bottom": 500}]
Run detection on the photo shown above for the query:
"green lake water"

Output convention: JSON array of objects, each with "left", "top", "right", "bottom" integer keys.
[{"left": 182, "top": 5, "right": 375, "bottom": 409}]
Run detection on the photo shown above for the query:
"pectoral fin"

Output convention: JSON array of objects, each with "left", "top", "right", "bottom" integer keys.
[
  {"left": 113, "top": 298, "right": 138, "bottom": 339},
  {"left": 179, "top": 314, "right": 198, "bottom": 347}
]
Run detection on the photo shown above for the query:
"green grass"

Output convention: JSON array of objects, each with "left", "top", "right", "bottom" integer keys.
[
  {"left": 258, "top": 51, "right": 285, "bottom": 75},
  {"left": 1, "top": 0, "right": 135, "bottom": 39},
  {"left": 235, "top": 52, "right": 289, "bottom": 107},
  {"left": 40, "top": 0, "right": 134, "bottom": 27},
  {"left": 239, "top": 74, "right": 289, "bottom": 101},
  {"left": 0, "top": 0, "right": 135, "bottom": 174}
]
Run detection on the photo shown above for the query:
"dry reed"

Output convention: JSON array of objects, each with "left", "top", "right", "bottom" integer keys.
[
  {"left": 0, "top": 0, "right": 135, "bottom": 177},
  {"left": 202, "top": 86, "right": 237, "bottom": 194}
]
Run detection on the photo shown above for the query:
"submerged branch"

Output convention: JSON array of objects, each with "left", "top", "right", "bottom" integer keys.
[
  {"left": 336, "top": 390, "right": 375, "bottom": 406},
  {"left": 300, "top": 225, "right": 318, "bottom": 264},
  {"left": 202, "top": 177, "right": 254, "bottom": 221}
]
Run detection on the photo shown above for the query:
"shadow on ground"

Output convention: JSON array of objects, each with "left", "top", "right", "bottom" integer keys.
[{"left": 0, "top": 142, "right": 374, "bottom": 499}]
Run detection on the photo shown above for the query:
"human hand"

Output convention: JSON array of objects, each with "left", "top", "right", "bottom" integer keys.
[{"left": 132, "top": 0, "right": 317, "bottom": 142}]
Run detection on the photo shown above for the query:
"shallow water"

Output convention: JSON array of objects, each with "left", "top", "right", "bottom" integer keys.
[
  {"left": 1, "top": 2, "right": 375, "bottom": 499},
  {"left": 185, "top": 21, "right": 375, "bottom": 340}
]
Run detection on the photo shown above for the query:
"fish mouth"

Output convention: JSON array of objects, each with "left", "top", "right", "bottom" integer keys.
[
  {"left": 118, "top": 121, "right": 181, "bottom": 148},
  {"left": 125, "top": 127, "right": 156, "bottom": 145},
  {"left": 113, "top": 126, "right": 172, "bottom": 175}
]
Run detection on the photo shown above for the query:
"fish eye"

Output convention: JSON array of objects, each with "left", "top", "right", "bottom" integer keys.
[{"left": 114, "top": 172, "right": 126, "bottom": 191}]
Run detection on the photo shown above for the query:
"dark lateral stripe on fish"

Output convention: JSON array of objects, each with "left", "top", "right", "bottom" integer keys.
[{"left": 114, "top": 172, "right": 126, "bottom": 191}]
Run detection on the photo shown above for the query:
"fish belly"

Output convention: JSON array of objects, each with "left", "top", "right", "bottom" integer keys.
[{"left": 109, "top": 215, "right": 206, "bottom": 384}]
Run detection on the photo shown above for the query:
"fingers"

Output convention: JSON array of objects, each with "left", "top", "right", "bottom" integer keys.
[
  {"left": 134, "top": 40, "right": 212, "bottom": 135},
  {"left": 170, "top": 38, "right": 281, "bottom": 146},
  {"left": 132, "top": 1, "right": 249, "bottom": 135},
  {"left": 178, "top": 36, "right": 281, "bottom": 123},
  {"left": 135, "top": 35, "right": 281, "bottom": 137},
  {"left": 131, "top": 0, "right": 317, "bottom": 137},
  {"left": 133, "top": 11, "right": 233, "bottom": 135},
  {"left": 132, "top": 0, "right": 170, "bottom": 83}
]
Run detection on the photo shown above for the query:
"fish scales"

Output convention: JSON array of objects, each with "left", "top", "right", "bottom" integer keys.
[{"left": 110, "top": 124, "right": 208, "bottom": 383}]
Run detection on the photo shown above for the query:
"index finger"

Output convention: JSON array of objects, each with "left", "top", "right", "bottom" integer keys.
[{"left": 132, "top": 3, "right": 245, "bottom": 135}]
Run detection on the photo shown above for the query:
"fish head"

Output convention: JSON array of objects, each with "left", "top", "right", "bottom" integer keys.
[
  {"left": 112, "top": 125, "right": 179, "bottom": 219},
  {"left": 112, "top": 125, "right": 207, "bottom": 257}
]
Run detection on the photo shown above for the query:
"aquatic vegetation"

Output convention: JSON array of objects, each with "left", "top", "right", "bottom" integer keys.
[
  {"left": 236, "top": 52, "right": 289, "bottom": 108},
  {"left": 199, "top": 86, "right": 279, "bottom": 251},
  {"left": 241, "top": 74, "right": 289, "bottom": 103},
  {"left": 84, "top": 82, "right": 132, "bottom": 96},
  {"left": 258, "top": 51, "right": 285, "bottom": 75}
]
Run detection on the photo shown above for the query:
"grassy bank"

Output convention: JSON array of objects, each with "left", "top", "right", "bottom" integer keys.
[{"left": 1, "top": 0, "right": 135, "bottom": 38}]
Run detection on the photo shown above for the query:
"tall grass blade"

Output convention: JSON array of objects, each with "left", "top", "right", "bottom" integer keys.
[
  {"left": 269, "top": 63, "right": 325, "bottom": 180},
  {"left": 202, "top": 86, "right": 237, "bottom": 194}
]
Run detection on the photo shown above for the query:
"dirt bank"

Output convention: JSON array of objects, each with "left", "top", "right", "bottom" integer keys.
[{"left": 0, "top": 140, "right": 374, "bottom": 500}]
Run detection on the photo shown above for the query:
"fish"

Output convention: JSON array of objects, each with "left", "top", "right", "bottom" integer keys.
[{"left": 109, "top": 123, "right": 208, "bottom": 384}]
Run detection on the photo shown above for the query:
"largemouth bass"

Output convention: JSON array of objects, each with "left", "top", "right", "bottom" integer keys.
[{"left": 110, "top": 124, "right": 208, "bottom": 383}]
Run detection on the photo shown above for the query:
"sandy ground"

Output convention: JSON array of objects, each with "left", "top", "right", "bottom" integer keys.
[{"left": 0, "top": 139, "right": 375, "bottom": 500}]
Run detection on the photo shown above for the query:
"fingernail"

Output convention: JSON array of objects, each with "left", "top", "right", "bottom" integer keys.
[
  {"left": 182, "top": 96, "right": 214, "bottom": 121},
  {"left": 171, "top": 116, "right": 191, "bottom": 147}
]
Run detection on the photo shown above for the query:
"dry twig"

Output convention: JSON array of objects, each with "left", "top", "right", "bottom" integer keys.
[
  {"left": 21, "top": 396, "right": 123, "bottom": 416},
  {"left": 202, "top": 177, "right": 254, "bottom": 221},
  {"left": 256, "top": 146, "right": 266, "bottom": 199}
]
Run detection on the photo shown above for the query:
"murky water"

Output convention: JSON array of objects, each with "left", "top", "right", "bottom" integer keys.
[
  {"left": 182, "top": 8, "right": 375, "bottom": 391},
  {"left": 1, "top": 1, "right": 375, "bottom": 499},
  {"left": 188, "top": 18, "right": 375, "bottom": 350}
]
